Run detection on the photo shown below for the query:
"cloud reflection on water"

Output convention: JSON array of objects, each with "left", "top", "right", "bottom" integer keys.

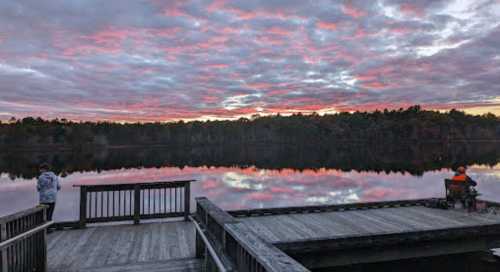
[{"left": 1, "top": 164, "right": 499, "bottom": 221}]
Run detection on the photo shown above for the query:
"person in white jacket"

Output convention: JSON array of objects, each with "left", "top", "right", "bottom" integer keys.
[{"left": 37, "top": 163, "right": 61, "bottom": 221}]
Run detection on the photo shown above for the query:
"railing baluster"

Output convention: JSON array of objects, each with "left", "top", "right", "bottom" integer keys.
[
  {"left": 112, "top": 191, "right": 115, "bottom": 218},
  {"left": 148, "top": 189, "right": 151, "bottom": 215},
  {"left": 174, "top": 188, "right": 178, "bottom": 213},
  {"left": 118, "top": 190, "right": 121, "bottom": 217},
  {"left": 134, "top": 185, "right": 140, "bottom": 225},
  {"left": 93, "top": 192, "right": 97, "bottom": 219},
  {"left": 100, "top": 192, "right": 103, "bottom": 218},
  {"left": 130, "top": 190, "right": 133, "bottom": 216},
  {"left": 170, "top": 188, "right": 173, "bottom": 213},
  {"left": 106, "top": 192, "right": 109, "bottom": 218},
  {"left": 123, "top": 190, "right": 126, "bottom": 216},
  {"left": 142, "top": 189, "right": 145, "bottom": 214},
  {"left": 79, "top": 186, "right": 87, "bottom": 228},
  {"left": 163, "top": 187, "right": 167, "bottom": 215},
  {"left": 153, "top": 189, "right": 156, "bottom": 214},
  {"left": 184, "top": 182, "right": 191, "bottom": 221}
]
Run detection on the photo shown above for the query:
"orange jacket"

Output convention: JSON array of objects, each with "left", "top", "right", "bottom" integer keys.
[
  {"left": 451, "top": 174, "right": 477, "bottom": 186},
  {"left": 452, "top": 174, "right": 467, "bottom": 182}
]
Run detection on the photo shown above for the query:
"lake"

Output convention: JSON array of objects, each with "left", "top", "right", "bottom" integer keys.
[{"left": 1, "top": 143, "right": 499, "bottom": 221}]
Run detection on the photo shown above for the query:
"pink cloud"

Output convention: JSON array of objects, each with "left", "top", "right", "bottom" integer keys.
[
  {"left": 205, "top": 63, "right": 229, "bottom": 69},
  {"left": 267, "top": 27, "right": 293, "bottom": 36},
  {"left": 342, "top": 2, "right": 367, "bottom": 18},
  {"left": 207, "top": 0, "right": 226, "bottom": 13},
  {"left": 316, "top": 21, "right": 338, "bottom": 31},
  {"left": 361, "top": 81, "right": 390, "bottom": 89},
  {"left": 389, "top": 26, "right": 413, "bottom": 35},
  {"left": 400, "top": 3, "right": 425, "bottom": 17},
  {"left": 246, "top": 82, "right": 273, "bottom": 89}
]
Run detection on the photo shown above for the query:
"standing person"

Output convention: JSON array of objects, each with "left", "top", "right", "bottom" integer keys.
[{"left": 37, "top": 163, "right": 61, "bottom": 221}]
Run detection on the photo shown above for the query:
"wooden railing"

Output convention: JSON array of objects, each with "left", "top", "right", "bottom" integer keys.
[
  {"left": 76, "top": 180, "right": 194, "bottom": 227},
  {"left": 195, "top": 197, "right": 237, "bottom": 271},
  {"left": 195, "top": 197, "right": 309, "bottom": 272},
  {"left": 0, "top": 206, "right": 52, "bottom": 272},
  {"left": 189, "top": 215, "right": 229, "bottom": 272},
  {"left": 228, "top": 198, "right": 440, "bottom": 217}
]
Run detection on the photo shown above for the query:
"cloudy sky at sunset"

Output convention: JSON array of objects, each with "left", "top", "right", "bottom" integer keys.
[{"left": 0, "top": 0, "right": 499, "bottom": 122}]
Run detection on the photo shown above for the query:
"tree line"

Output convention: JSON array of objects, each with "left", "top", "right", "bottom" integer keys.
[{"left": 0, "top": 106, "right": 499, "bottom": 150}]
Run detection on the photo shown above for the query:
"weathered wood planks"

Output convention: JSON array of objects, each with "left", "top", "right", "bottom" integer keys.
[
  {"left": 47, "top": 221, "right": 197, "bottom": 271},
  {"left": 233, "top": 202, "right": 500, "bottom": 269},
  {"left": 51, "top": 258, "right": 202, "bottom": 272},
  {"left": 238, "top": 206, "right": 500, "bottom": 244}
]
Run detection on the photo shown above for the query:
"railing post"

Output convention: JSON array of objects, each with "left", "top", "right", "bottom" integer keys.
[
  {"left": 43, "top": 208, "right": 48, "bottom": 272},
  {"left": 195, "top": 203, "right": 206, "bottom": 259},
  {"left": 184, "top": 182, "right": 191, "bottom": 221},
  {"left": 134, "top": 185, "right": 141, "bottom": 225},
  {"left": 196, "top": 231, "right": 205, "bottom": 259},
  {"left": 79, "top": 186, "right": 88, "bottom": 228},
  {"left": 1, "top": 221, "right": 7, "bottom": 272}
]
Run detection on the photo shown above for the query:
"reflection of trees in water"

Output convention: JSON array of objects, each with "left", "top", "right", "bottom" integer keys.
[{"left": 1, "top": 143, "right": 499, "bottom": 180}]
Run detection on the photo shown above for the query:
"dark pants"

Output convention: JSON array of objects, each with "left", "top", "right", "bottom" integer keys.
[{"left": 42, "top": 203, "right": 56, "bottom": 221}]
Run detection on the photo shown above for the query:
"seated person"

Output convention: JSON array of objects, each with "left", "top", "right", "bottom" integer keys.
[{"left": 448, "top": 166, "right": 478, "bottom": 209}]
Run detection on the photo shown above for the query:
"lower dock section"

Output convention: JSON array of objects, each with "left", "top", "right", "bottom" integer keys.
[{"left": 48, "top": 221, "right": 198, "bottom": 272}]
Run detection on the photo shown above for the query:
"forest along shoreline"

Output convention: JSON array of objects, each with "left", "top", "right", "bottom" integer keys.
[{"left": 1, "top": 106, "right": 499, "bottom": 152}]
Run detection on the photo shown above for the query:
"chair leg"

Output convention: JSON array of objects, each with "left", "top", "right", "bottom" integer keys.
[{"left": 470, "top": 198, "right": 477, "bottom": 212}]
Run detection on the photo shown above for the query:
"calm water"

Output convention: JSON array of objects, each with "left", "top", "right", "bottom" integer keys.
[{"left": 1, "top": 144, "right": 499, "bottom": 220}]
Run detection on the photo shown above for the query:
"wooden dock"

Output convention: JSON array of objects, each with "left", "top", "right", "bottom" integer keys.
[
  {"left": 3, "top": 180, "right": 500, "bottom": 272},
  {"left": 231, "top": 202, "right": 500, "bottom": 269},
  {"left": 47, "top": 221, "right": 199, "bottom": 272}
]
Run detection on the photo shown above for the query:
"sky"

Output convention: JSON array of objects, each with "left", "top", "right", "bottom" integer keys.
[{"left": 0, "top": 0, "right": 499, "bottom": 122}]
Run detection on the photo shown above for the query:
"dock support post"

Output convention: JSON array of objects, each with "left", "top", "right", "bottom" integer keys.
[
  {"left": 134, "top": 185, "right": 141, "bottom": 225},
  {"left": 79, "top": 186, "right": 87, "bottom": 228},
  {"left": 184, "top": 182, "right": 191, "bottom": 221}
]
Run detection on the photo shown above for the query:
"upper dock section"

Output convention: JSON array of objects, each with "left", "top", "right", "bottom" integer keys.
[
  {"left": 227, "top": 199, "right": 500, "bottom": 269},
  {"left": 237, "top": 205, "right": 500, "bottom": 243}
]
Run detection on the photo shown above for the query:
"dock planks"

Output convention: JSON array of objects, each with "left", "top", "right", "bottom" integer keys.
[
  {"left": 234, "top": 205, "right": 500, "bottom": 268},
  {"left": 48, "top": 221, "right": 199, "bottom": 272},
  {"left": 238, "top": 206, "right": 500, "bottom": 243}
]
